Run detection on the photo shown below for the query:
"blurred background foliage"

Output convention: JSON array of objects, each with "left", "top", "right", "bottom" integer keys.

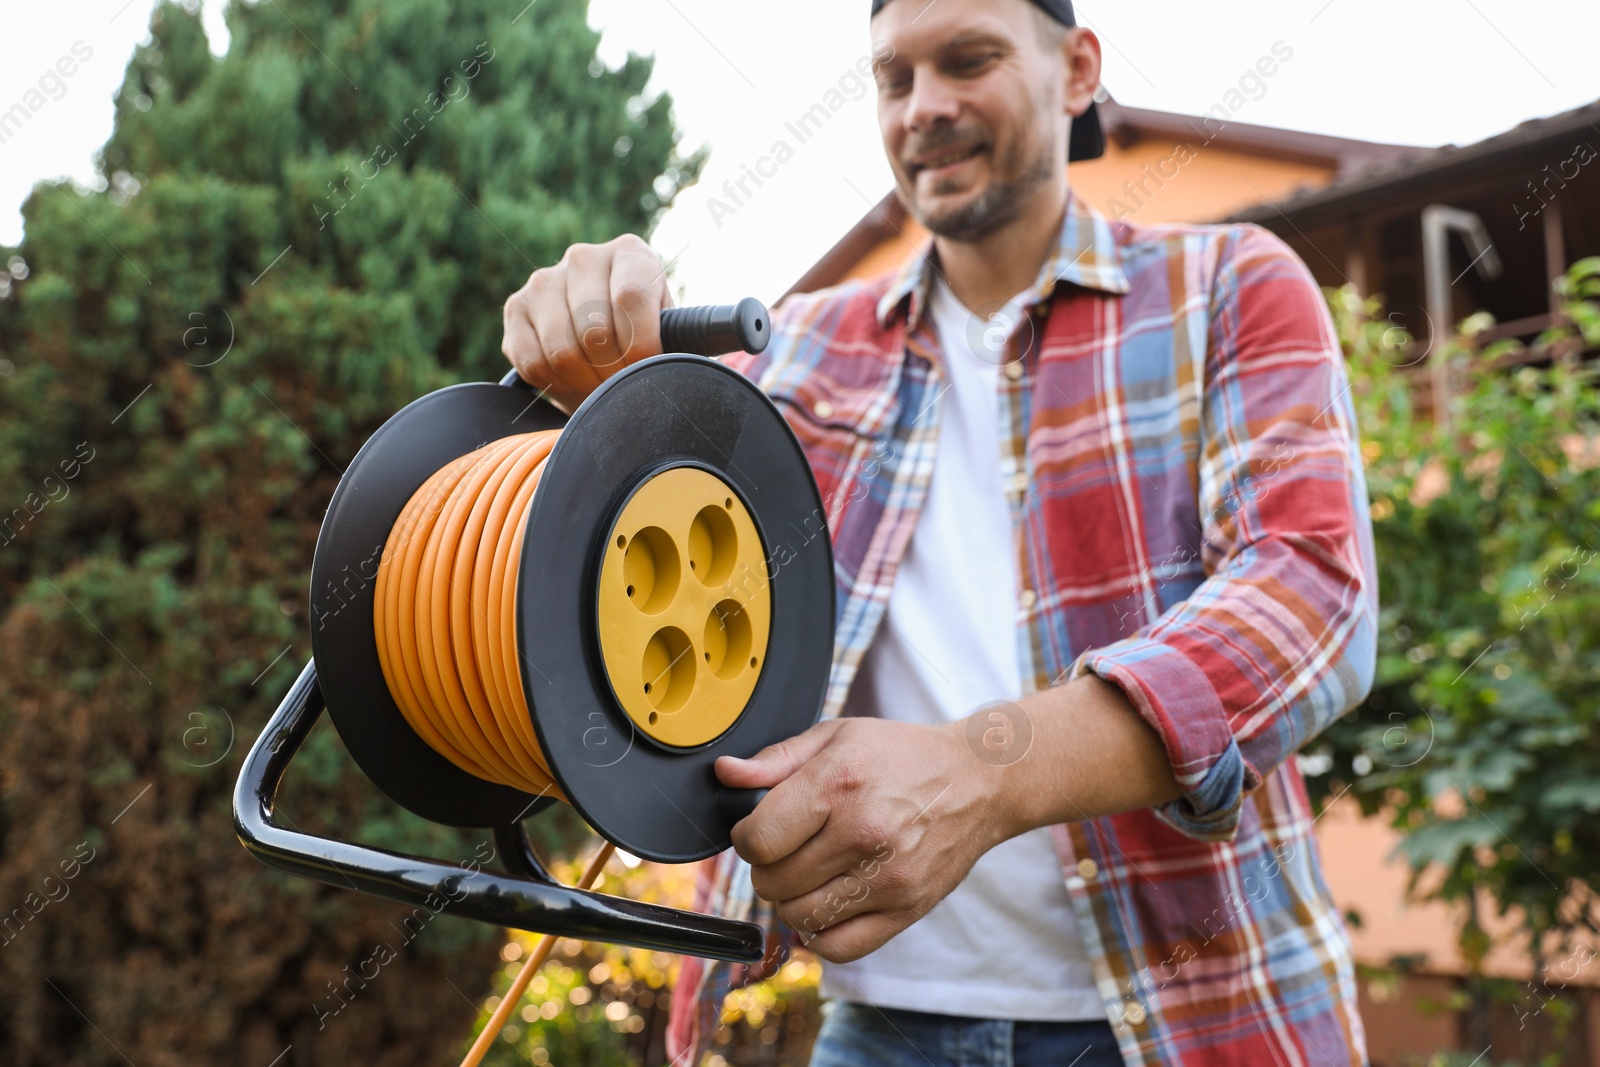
[
  {"left": 461, "top": 851, "right": 824, "bottom": 1067},
  {"left": 0, "top": 0, "right": 699, "bottom": 1063},
  {"left": 1310, "top": 256, "right": 1600, "bottom": 1066}
]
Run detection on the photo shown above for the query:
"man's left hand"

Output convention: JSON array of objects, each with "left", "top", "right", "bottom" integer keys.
[{"left": 712, "top": 716, "right": 1002, "bottom": 964}]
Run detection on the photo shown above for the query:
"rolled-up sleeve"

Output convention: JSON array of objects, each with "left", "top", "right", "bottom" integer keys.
[{"left": 1073, "top": 223, "right": 1378, "bottom": 842}]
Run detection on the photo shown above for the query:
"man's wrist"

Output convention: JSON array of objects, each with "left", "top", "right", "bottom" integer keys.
[
  {"left": 953, "top": 674, "right": 1182, "bottom": 845},
  {"left": 942, "top": 706, "right": 1048, "bottom": 849}
]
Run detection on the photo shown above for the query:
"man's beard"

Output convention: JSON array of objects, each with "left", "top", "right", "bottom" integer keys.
[{"left": 901, "top": 131, "right": 1058, "bottom": 242}]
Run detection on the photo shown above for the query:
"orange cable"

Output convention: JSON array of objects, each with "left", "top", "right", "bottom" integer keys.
[
  {"left": 373, "top": 430, "right": 569, "bottom": 802},
  {"left": 456, "top": 841, "right": 616, "bottom": 1067}
]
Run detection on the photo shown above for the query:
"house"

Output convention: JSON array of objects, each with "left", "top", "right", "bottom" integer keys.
[
  {"left": 786, "top": 92, "right": 1430, "bottom": 295},
  {"left": 1226, "top": 96, "right": 1600, "bottom": 352},
  {"left": 790, "top": 93, "right": 1600, "bottom": 418},
  {"left": 782, "top": 93, "right": 1600, "bottom": 1066}
]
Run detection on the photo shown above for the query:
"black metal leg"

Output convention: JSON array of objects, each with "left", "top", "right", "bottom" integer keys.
[
  {"left": 494, "top": 820, "right": 556, "bottom": 882},
  {"left": 233, "top": 658, "right": 763, "bottom": 963}
]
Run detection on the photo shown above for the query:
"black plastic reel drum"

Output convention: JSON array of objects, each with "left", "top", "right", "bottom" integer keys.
[{"left": 233, "top": 301, "right": 834, "bottom": 963}]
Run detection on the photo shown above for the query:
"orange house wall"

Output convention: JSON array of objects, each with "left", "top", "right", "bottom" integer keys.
[{"left": 1070, "top": 138, "right": 1334, "bottom": 225}]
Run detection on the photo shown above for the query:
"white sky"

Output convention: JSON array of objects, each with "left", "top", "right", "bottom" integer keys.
[{"left": 2, "top": 0, "right": 1597, "bottom": 307}]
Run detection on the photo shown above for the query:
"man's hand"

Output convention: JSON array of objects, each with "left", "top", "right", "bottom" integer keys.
[
  {"left": 713, "top": 717, "right": 1003, "bottom": 964},
  {"left": 713, "top": 676, "right": 1181, "bottom": 965},
  {"left": 500, "top": 234, "right": 673, "bottom": 414}
]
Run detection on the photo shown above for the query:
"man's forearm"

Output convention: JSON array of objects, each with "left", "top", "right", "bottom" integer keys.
[{"left": 955, "top": 674, "right": 1183, "bottom": 846}]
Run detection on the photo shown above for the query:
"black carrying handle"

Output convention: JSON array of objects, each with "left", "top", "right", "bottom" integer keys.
[
  {"left": 233, "top": 659, "right": 765, "bottom": 963},
  {"left": 660, "top": 298, "right": 771, "bottom": 358},
  {"left": 499, "top": 298, "right": 770, "bottom": 390}
]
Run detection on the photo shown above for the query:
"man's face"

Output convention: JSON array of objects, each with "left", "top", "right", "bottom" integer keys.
[{"left": 871, "top": 0, "right": 1086, "bottom": 241}]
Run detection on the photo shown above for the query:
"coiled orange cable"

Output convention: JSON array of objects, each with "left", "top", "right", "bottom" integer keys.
[{"left": 373, "top": 430, "right": 570, "bottom": 803}]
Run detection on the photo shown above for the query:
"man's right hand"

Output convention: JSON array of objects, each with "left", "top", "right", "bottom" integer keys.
[{"left": 501, "top": 234, "right": 672, "bottom": 414}]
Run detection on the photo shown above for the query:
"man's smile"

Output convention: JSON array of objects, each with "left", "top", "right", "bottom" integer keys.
[{"left": 908, "top": 141, "right": 988, "bottom": 181}]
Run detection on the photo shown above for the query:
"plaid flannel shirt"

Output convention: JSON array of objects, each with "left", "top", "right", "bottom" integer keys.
[{"left": 665, "top": 189, "right": 1377, "bottom": 1067}]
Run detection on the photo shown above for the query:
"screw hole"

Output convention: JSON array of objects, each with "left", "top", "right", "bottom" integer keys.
[
  {"left": 704, "top": 652, "right": 710, "bottom": 661},
  {"left": 750, "top": 656, "right": 758, "bottom": 667},
  {"left": 649, "top": 711, "right": 658, "bottom": 724},
  {"left": 643, "top": 682, "right": 652, "bottom": 694},
  {"left": 627, "top": 584, "right": 635, "bottom": 597},
  {"left": 724, "top": 497, "right": 732, "bottom": 508},
  {"left": 616, "top": 534, "right": 626, "bottom": 549},
  {"left": 689, "top": 560, "right": 696, "bottom": 570}
]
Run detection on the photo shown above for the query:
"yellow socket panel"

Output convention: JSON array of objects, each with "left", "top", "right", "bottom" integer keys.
[{"left": 595, "top": 467, "right": 771, "bottom": 747}]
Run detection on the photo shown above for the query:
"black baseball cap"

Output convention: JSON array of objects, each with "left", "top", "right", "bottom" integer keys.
[{"left": 869, "top": 0, "right": 1106, "bottom": 162}]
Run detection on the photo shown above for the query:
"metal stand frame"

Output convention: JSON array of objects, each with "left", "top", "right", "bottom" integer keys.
[{"left": 234, "top": 658, "right": 765, "bottom": 962}]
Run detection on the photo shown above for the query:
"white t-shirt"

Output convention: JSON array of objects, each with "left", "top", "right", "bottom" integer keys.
[{"left": 817, "top": 274, "right": 1103, "bottom": 1021}]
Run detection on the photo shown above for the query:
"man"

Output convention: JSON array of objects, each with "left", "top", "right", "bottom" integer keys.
[{"left": 501, "top": 0, "right": 1377, "bottom": 1063}]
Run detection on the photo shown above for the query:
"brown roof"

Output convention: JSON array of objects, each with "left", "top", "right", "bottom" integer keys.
[
  {"left": 1225, "top": 95, "right": 1600, "bottom": 228},
  {"left": 1094, "top": 95, "right": 1427, "bottom": 179}
]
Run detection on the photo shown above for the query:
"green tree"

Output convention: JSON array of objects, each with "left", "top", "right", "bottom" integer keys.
[
  {"left": 0, "top": 1, "right": 700, "bottom": 1064},
  {"left": 1311, "top": 259, "right": 1600, "bottom": 1065}
]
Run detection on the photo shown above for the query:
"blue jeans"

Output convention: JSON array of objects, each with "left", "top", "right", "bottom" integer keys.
[{"left": 809, "top": 1000, "right": 1123, "bottom": 1067}]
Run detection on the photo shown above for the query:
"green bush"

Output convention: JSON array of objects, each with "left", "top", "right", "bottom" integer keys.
[{"left": 1311, "top": 258, "right": 1600, "bottom": 1062}]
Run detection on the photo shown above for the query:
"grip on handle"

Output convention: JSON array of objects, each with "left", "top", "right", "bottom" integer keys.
[
  {"left": 499, "top": 298, "right": 772, "bottom": 392},
  {"left": 716, "top": 785, "right": 769, "bottom": 829},
  {"left": 660, "top": 298, "right": 771, "bottom": 357}
]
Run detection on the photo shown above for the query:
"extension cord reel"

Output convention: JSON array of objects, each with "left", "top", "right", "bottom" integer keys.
[{"left": 234, "top": 300, "right": 833, "bottom": 964}]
